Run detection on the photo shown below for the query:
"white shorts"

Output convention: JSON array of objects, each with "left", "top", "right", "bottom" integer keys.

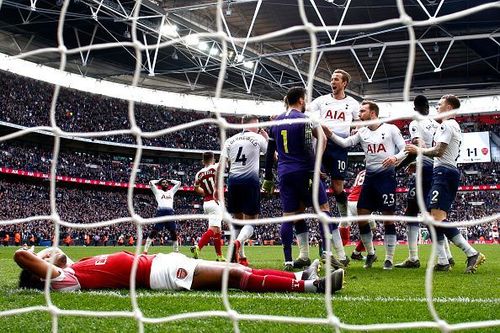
[
  {"left": 204, "top": 200, "right": 222, "bottom": 228},
  {"left": 342, "top": 201, "right": 376, "bottom": 230},
  {"left": 149, "top": 253, "right": 199, "bottom": 291}
]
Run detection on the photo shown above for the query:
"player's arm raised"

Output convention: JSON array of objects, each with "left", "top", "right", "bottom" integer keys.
[
  {"left": 170, "top": 179, "right": 182, "bottom": 194},
  {"left": 14, "top": 248, "right": 61, "bottom": 280},
  {"left": 328, "top": 129, "right": 360, "bottom": 148}
]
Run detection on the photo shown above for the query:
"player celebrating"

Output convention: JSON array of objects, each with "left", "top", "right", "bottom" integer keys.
[
  {"left": 394, "top": 95, "right": 439, "bottom": 268},
  {"left": 405, "top": 94, "right": 485, "bottom": 273},
  {"left": 216, "top": 115, "right": 268, "bottom": 266},
  {"left": 14, "top": 246, "right": 343, "bottom": 294},
  {"left": 327, "top": 100, "right": 407, "bottom": 270},
  {"left": 308, "top": 69, "right": 359, "bottom": 218},
  {"left": 191, "top": 152, "right": 225, "bottom": 262},
  {"left": 144, "top": 178, "right": 181, "bottom": 253},
  {"left": 263, "top": 87, "right": 345, "bottom": 271}
]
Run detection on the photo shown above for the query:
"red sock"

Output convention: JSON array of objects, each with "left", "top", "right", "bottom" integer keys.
[
  {"left": 213, "top": 232, "right": 222, "bottom": 256},
  {"left": 339, "top": 226, "right": 351, "bottom": 246},
  {"left": 239, "top": 272, "right": 304, "bottom": 292},
  {"left": 198, "top": 229, "right": 214, "bottom": 250},
  {"left": 355, "top": 240, "right": 365, "bottom": 253},
  {"left": 251, "top": 268, "right": 295, "bottom": 279}
]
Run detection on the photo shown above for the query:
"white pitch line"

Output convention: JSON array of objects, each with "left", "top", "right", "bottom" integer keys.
[{"left": 79, "top": 291, "right": 500, "bottom": 304}]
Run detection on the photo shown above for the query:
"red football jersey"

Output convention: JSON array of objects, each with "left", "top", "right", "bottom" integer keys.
[
  {"left": 348, "top": 170, "right": 366, "bottom": 202},
  {"left": 195, "top": 164, "right": 218, "bottom": 202},
  {"left": 72, "top": 251, "right": 154, "bottom": 289}
]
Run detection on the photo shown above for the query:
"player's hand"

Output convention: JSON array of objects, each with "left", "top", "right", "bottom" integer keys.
[
  {"left": 350, "top": 128, "right": 359, "bottom": 135},
  {"left": 319, "top": 171, "right": 329, "bottom": 181},
  {"left": 382, "top": 156, "right": 397, "bottom": 168},
  {"left": 405, "top": 162, "right": 416, "bottom": 174},
  {"left": 405, "top": 144, "right": 419, "bottom": 155},
  {"left": 261, "top": 179, "right": 275, "bottom": 194}
]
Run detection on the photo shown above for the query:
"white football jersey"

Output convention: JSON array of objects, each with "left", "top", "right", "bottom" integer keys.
[
  {"left": 433, "top": 119, "right": 462, "bottom": 168},
  {"left": 150, "top": 179, "right": 181, "bottom": 209},
  {"left": 222, "top": 131, "right": 267, "bottom": 179},
  {"left": 308, "top": 94, "right": 359, "bottom": 138},
  {"left": 409, "top": 117, "right": 439, "bottom": 164},
  {"left": 337, "top": 123, "right": 406, "bottom": 172}
]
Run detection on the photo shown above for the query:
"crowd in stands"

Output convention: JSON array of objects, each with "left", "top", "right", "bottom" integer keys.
[
  {"left": 1, "top": 71, "right": 499, "bottom": 154},
  {"left": 0, "top": 178, "right": 497, "bottom": 248}
]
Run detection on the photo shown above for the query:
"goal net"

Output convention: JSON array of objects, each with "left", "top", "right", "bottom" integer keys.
[{"left": 0, "top": 0, "right": 499, "bottom": 332}]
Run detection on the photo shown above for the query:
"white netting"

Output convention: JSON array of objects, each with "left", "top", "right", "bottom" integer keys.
[{"left": 0, "top": 0, "right": 499, "bottom": 332}]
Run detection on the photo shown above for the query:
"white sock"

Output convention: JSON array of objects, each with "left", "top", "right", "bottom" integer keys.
[
  {"left": 173, "top": 240, "right": 179, "bottom": 252},
  {"left": 331, "top": 229, "right": 346, "bottom": 260},
  {"left": 437, "top": 240, "right": 449, "bottom": 265},
  {"left": 297, "top": 232, "right": 309, "bottom": 260},
  {"left": 237, "top": 225, "right": 254, "bottom": 257},
  {"left": 304, "top": 280, "right": 317, "bottom": 293},
  {"left": 384, "top": 234, "right": 397, "bottom": 262},
  {"left": 450, "top": 234, "right": 477, "bottom": 257},
  {"left": 443, "top": 236, "right": 453, "bottom": 259},
  {"left": 408, "top": 225, "right": 420, "bottom": 261},
  {"left": 144, "top": 238, "right": 153, "bottom": 253},
  {"left": 353, "top": 250, "right": 361, "bottom": 255},
  {"left": 360, "top": 231, "right": 375, "bottom": 255}
]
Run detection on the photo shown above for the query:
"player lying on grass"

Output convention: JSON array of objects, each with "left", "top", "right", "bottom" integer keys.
[{"left": 14, "top": 247, "right": 344, "bottom": 294}]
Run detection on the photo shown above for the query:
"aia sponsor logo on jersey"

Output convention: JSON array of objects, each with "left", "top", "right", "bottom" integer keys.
[
  {"left": 176, "top": 268, "right": 188, "bottom": 279},
  {"left": 324, "top": 109, "right": 345, "bottom": 121},
  {"left": 161, "top": 194, "right": 172, "bottom": 200},
  {"left": 366, "top": 143, "right": 387, "bottom": 154}
]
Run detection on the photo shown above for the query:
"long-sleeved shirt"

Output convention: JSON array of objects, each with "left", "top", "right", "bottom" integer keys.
[{"left": 149, "top": 179, "right": 181, "bottom": 209}]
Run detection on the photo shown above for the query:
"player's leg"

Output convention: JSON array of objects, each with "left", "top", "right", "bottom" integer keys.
[
  {"left": 327, "top": 140, "right": 347, "bottom": 217},
  {"left": 191, "top": 261, "right": 343, "bottom": 294},
  {"left": 377, "top": 170, "right": 398, "bottom": 270},
  {"left": 235, "top": 180, "right": 260, "bottom": 266},
  {"left": 396, "top": 179, "right": 421, "bottom": 268},
  {"left": 356, "top": 174, "right": 377, "bottom": 268},
  {"left": 235, "top": 221, "right": 254, "bottom": 266},
  {"left": 278, "top": 172, "right": 305, "bottom": 270},
  {"left": 144, "top": 225, "right": 160, "bottom": 253},
  {"left": 319, "top": 202, "right": 348, "bottom": 268},
  {"left": 382, "top": 219, "right": 397, "bottom": 270},
  {"left": 429, "top": 167, "right": 484, "bottom": 273}
]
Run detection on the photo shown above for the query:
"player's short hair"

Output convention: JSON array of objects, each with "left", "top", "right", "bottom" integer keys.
[
  {"left": 333, "top": 69, "right": 351, "bottom": 84},
  {"left": 441, "top": 94, "right": 460, "bottom": 109},
  {"left": 413, "top": 95, "right": 429, "bottom": 115},
  {"left": 242, "top": 114, "right": 259, "bottom": 124},
  {"left": 361, "top": 100, "right": 379, "bottom": 116},
  {"left": 19, "top": 269, "right": 44, "bottom": 290},
  {"left": 202, "top": 151, "right": 214, "bottom": 163},
  {"left": 286, "top": 86, "right": 306, "bottom": 105}
]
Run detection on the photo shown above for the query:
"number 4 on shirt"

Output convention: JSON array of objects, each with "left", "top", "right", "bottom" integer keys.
[{"left": 235, "top": 146, "right": 247, "bottom": 165}]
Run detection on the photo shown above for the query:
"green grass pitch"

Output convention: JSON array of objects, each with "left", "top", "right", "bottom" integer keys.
[{"left": 0, "top": 244, "right": 498, "bottom": 332}]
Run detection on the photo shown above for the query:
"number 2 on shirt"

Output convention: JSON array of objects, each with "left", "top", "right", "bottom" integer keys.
[{"left": 281, "top": 129, "right": 289, "bottom": 153}]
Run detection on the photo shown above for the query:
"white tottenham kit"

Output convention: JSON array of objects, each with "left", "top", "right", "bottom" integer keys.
[
  {"left": 432, "top": 119, "right": 462, "bottom": 169},
  {"left": 308, "top": 94, "right": 359, "bottom": 138},
  {"left": 330, "top": 123, "right": 407, "bottom": 172},
  {"left": 222, "top": 131, "right": 268, "bottom": 179},
  {"left": 409, "top": 117, "right": 439, "bottom": 163},
  {"left": 150, "top": 179, "right": 181, "bottom": 209}
]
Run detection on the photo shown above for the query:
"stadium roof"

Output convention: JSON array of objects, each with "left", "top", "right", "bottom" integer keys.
[{"left": 0, "top": 0, "right": 499, "bottom": 102}]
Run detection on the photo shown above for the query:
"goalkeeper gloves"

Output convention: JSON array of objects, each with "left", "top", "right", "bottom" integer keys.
[{"left": 261, "top": 179, "right": 275, "bottom": 194}]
